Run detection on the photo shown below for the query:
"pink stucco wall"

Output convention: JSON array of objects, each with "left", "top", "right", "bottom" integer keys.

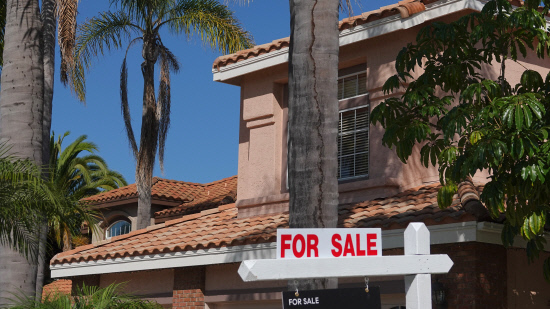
[{"left": 233, "top": 10, "right": 549, "bottom": 217}]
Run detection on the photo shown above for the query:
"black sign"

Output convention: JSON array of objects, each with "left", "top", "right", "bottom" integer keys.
[{"left": 282, "top": 287, "right": 381, "bottom": 309}]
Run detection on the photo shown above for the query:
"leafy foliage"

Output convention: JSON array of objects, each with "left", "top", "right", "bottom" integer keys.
[
  {"left": 8, "top": 282, "right": 162, "bottom": 309},
  {"left": 0, "top": 142, "right": 87, "bottom": 260},
  {"left": 47, "top": 132, "right": 127, "bottom": 251},
  {"left": 0, "top": 148, "right": 44, "bottom": 259},
  {"left": 0, "top": 131, "right": 126, "bottom": 262},
  {"left": 371, "top": 0, "right": 550, "bottom": 278}
]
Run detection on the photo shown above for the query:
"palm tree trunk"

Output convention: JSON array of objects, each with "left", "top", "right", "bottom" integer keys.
[
  {"left": 63, "top": 230, "right": 72, "bottom": 252},
  {"left": 42, "top": 0, "right": 55, "bottom": 164},
  {"left": 35, "top": 221, "right": 48, "bottom": 300},
  {"left": 136, "top": 55, "right": 158, "bottom": 230},
  {"left": 287, "top": 0, "right": 340, "bottom": 291},
  {"left": 0, "top": 0, "right": 45, "bottom": 304},
  {"left": 35, "top": 0, "right": 56, "bottom": 298}
]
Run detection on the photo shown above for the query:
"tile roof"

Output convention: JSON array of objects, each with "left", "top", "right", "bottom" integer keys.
[
  {"left": 42, "top": 279, "right": 72, "bottom": 299},
  {"left": 52, "top": 182, "right": 483, "bottom": 265},
  {"left": 83, "top": 176, "right": 237, "bottom": 208},
  {"left": 212, "top": 0, "right": 429, "bottom": 70},
  {"left": 154, "top": 176, "right": 238, "bottom": 219}
]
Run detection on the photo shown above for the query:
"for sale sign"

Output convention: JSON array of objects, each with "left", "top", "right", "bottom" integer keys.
[
  {"left": 282, "top": 287, "right": 381, "bottom": 309},
  {"left": 277, "top": 228, "right": 382, "bottom": 259}
]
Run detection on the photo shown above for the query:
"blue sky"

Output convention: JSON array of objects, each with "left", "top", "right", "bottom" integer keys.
[{"left": 52, "top": 0, "right": 399, "bottom": 185}]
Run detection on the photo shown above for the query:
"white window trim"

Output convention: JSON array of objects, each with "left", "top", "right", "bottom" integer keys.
[{"left": 105, "top": 220, "right": 132, "bottom": 239}]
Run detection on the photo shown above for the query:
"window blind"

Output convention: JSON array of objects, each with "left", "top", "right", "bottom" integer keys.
[{"left": 338, "top": 106, "right": 369, "bottom": 180}]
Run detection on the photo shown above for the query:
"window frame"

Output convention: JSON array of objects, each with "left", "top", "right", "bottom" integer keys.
[
  {"left": 337, "top": 102, "right": 370, "bottom": 182},
  {"left": 105, "top": 219, "right": 132, "bottom": 239},
  {"left": 337, "top": 71, "right": 368, "bottom": 101}
]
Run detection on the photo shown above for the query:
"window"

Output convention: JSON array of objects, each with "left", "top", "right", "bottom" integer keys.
[
  {"left": 338, "top": 105, "right": 369, "bottom": 180},
  {"left": 337, "top": 69, "right": 369, "bottom": 181},
  {"left": 284, "top": 69, "right": 369, "bottom": 184},
  {"left": 106, "top": 220, "right": 131, "bottom": 238},
  {"left": 337, "top": 72, "right": 367, "bottom": 100}
]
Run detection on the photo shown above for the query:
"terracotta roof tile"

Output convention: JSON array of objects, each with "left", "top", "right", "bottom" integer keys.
[
  {"left": 52, "top": 182, "right": 487, "bottom": 265},
  {"left": 212, "top": 0, "right": 427, "bottom": 70},
  {"left": 42, "top": 279, "right": 72, "bottom": 299},
  {"left": 154, "top": 176, "right": 238, "bottom": 218},
  {"left": 83, "top": 176, "right": 237, "bottom": 216}
]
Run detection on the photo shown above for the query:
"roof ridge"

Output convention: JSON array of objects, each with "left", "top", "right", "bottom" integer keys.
[
  {"left": 163, "top": 203, "right": 237, "bottom": 226},
  {"left": 81, "top": 183, "right": 137, "bottom": 201},
  {"left": 153, "top": 177, "right": 205, "bottom": 186},
  {"left": 203, "top": 175, "right": 238, "bottom": 186}
]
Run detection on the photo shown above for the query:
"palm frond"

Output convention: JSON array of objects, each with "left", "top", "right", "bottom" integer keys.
[
  {"left": 11, "top": 282, "right": 163, "bottom": 308},
  {"left": 120, "top": 52, "right": 140, "bottom": 159},
  {"left": 0, "top": 218, "right": 38, "bottom": 260},
  {"left": 70, "top": 10, "right": 141, "bottom": 102},
  {"left": 0, "top": 152, "right": 45, "bottom": 259},
  {"left": 156, "top": 44, "right": 179, "bottom": 173},
  {"left": 46, "top": 132, "right": 126, "bottom": 250},
  {"left": 58, "top": 0, "right": 79, "bottom": 85},
  {"left": 160, "top": 0, "right": 253, "bottom": 55},
  {"left": 109, "top": 0, "right": 162, "bottom": 30}
]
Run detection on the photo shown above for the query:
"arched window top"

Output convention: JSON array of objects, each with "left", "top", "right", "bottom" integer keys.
[{"left": 106, "top": 220, "right": 131, "bottom": 239}]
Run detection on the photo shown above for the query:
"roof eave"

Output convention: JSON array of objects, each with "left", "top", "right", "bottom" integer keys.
[
  {"left": 90, "top": 197, "right": 185, "bottom": 209},
  {"left": 212, "top": 0, "right": 481, "bottom": 84},
  {"left": 50, "top": 221, "right": 540, "bottom": 279}
]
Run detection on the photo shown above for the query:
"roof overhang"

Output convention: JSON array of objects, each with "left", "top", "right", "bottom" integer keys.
[
  {"left": 50, "top": 221, "right": 549, "bottom": 278},
  {"left": 212, "top": 0, "right": 486, "bottom": 85},
  {"left": 90, "top": 197, "right": 183, "bottom": 209}
]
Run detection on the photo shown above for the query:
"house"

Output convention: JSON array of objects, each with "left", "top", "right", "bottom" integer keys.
[
  {"left": 48, "top": 0, "right": 550, "bottom": 308},
  {"left": 80, "top": 176, "right": 238, "bottom": 243}
]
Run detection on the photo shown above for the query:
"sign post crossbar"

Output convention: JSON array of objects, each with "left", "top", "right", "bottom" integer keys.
[{"left": 238, "top": 223, "right": 453, "bottom": 309}]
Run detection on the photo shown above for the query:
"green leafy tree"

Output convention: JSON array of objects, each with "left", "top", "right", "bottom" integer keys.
[
  {"left": 69, "top": 0, "right": 253, "bottom": 230},
  {"left": 48, "top": 132, "right": 127, "bottom": 252},
  {"left": 9, "top": 282, "right": 162, "bottom": 309},
  {"left": 371, "top": 0, "right": 550, "bottom": 279}
]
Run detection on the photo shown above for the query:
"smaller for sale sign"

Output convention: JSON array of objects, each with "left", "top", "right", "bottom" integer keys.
[{"left": 277, "top": 228, "right": 382, "bottom": 259}]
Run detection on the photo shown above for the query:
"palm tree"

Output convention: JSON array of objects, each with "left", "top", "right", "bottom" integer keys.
[
  {"left": 0, "top": 0, "right": 46, "bottom": 302},
  {"left": 69, "top": 0, "right": 253, "bottom": 230},
  {"left": 0, "top": 141, "right": 98, "bottom": 306},
  {"left": 48, "top": 132, "right": 127, "bottom": 252},
  {"left": 286, "top": 0, "right": 340, "bottom": 291},
  {"left": 0, "top": 0, "right": 81, "bottom": 300}
]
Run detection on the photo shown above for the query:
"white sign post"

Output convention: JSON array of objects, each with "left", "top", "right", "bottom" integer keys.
[{"left": 238, "top": 222, "right": 452, "bottom": 309}]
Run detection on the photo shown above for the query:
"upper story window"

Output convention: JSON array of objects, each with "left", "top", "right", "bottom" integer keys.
[
  {"left": 284, "top": 66, "right": 369, "bottom": 184},
  {"left": 106, "top": 220, "right": 131, "bottom": 239},
  {"left": 337, "top": 72, "right": 367, "bottom": 100},
  {"left": 338, "top": 106, "right": 369, "bottom": 180},
  {"left": 337, "top": 68, "right": 369, "bottom": 181}
]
